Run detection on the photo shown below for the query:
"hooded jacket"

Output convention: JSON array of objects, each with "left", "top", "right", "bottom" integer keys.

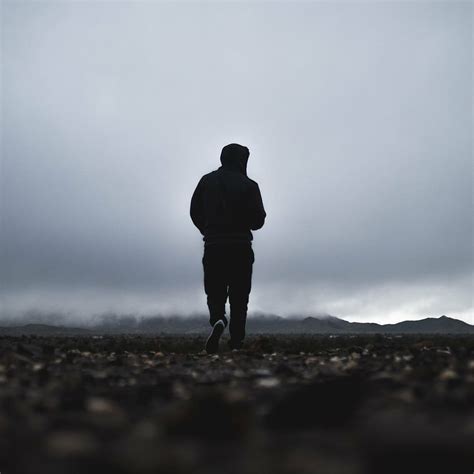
[{"left": 190, "top": 144, "right": 266, "bottom": 244}]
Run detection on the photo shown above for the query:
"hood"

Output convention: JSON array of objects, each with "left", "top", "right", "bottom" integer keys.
[{"left": 220, "top": 143, "right": 249, "bottom": 176}]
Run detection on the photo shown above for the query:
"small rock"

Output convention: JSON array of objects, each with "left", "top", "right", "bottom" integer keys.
[
  {"left": 253, "top": 368, "right": 272, "bottom": 377},
  {"left": 86, "top": 396, "right": 122, "bottom": 415},
  {"left": 256, "top": 377, "right": 281, "bottom": 388},
  {"left": 438, "top": 369, "right": 458, "bottom": 381},
  {"left": 46, "top": 431, "right": 98, "bottom": 457}
]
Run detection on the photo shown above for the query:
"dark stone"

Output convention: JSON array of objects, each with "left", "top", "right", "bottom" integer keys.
[
  {"left": 164, "top": 388, "right": 253, "bottom": 440},
  {"left": 265, "top": 374, "right": 366, "bottom": 430}
]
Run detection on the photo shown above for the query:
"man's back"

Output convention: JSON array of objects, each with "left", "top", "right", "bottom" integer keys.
[{"left": 190, "top": 146, "right": 266, "bottom": 244}]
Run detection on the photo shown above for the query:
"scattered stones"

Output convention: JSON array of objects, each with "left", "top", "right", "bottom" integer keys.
[{"left": 0, "top": 334, "right": 472, "bottom": 474}]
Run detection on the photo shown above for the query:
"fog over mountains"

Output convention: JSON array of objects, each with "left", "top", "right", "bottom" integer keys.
[{"left": 0, "top": 313, "right": 472, "bottom": 335}]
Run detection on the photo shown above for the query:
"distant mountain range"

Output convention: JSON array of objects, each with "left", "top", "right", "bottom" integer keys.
[{"left": 0, "top": 314, "right": 472, "bottom": 335}]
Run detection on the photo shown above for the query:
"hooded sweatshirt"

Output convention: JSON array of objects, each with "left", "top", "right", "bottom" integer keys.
[{"left": 190, "top": 144, "right": 266, "bottom": 244}]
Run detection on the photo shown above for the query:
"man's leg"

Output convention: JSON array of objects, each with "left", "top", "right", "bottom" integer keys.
[
  {"left": 228, "top": 245, "right": 254, "bottom": 349},
  {"left": 203, "top": 245, "right": 229, "bottom": 327},
  {"left": 203, "top": 245, "right": 228, "bottom": 353}
]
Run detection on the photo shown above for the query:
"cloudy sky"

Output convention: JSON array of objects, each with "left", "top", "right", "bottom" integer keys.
[{"left": 1, "top": 1, "right": 472, "bottom": 323}]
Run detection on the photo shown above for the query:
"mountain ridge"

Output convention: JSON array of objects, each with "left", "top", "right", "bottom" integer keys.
[{"left": 0, "top": 314, "right": 472, "bottom": 335}]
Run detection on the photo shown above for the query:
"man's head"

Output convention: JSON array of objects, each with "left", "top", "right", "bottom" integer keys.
[{"left": 220, "top": 143, "right": 250, "bottom": 175}]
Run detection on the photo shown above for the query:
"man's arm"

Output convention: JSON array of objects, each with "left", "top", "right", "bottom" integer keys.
[
  {"left": 190, "top": 177, "right": 206, "bottom": 234},
  {"left": 248, "top": 182, "right": 266, "bottom": 230}
]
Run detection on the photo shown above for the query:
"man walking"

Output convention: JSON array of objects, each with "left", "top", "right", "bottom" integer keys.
[{"left": 190, "top": 143, "right": 266, "bottom": 353}]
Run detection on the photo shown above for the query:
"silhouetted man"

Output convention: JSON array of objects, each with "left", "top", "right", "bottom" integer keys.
[{"left": 190, "top": 144, "right": 266, "bottom": 353}]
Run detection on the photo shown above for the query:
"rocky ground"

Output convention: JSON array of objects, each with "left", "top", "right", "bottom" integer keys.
[{"left": 0, "top": 334, "right": 473, "bottom": 474}]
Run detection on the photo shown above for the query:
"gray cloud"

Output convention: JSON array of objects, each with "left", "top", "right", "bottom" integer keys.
[{"left": 1, "top": 1, "right": 472, "bottom": 322}]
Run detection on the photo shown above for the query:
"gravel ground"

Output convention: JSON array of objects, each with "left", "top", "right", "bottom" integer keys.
[{"left": 0, "top": 334, "right": 473, "bottom": 474}]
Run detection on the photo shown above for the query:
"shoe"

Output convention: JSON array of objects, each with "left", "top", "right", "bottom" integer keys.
[
  {"left": 228, "top": 339, "right": 243, "bottom": 351},
  {"left": 205, "top": 320, "right": 225, "bottom": 354}
]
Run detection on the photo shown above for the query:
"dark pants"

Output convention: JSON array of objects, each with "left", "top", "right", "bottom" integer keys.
[{"left": 202, "top": 243, "right": 254, "bottom": 344}]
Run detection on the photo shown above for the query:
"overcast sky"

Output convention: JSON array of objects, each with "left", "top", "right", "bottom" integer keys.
[{"left": 1, "top": 1, "right": 472, "bottom": 323}]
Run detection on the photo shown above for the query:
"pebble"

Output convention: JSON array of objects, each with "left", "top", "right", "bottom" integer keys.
[
  {"left": 46, "top": 431, "right": 98, "bottom": 457},
  {"left": 256, "top": 377, "right": 281, "bottom": 388}
]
